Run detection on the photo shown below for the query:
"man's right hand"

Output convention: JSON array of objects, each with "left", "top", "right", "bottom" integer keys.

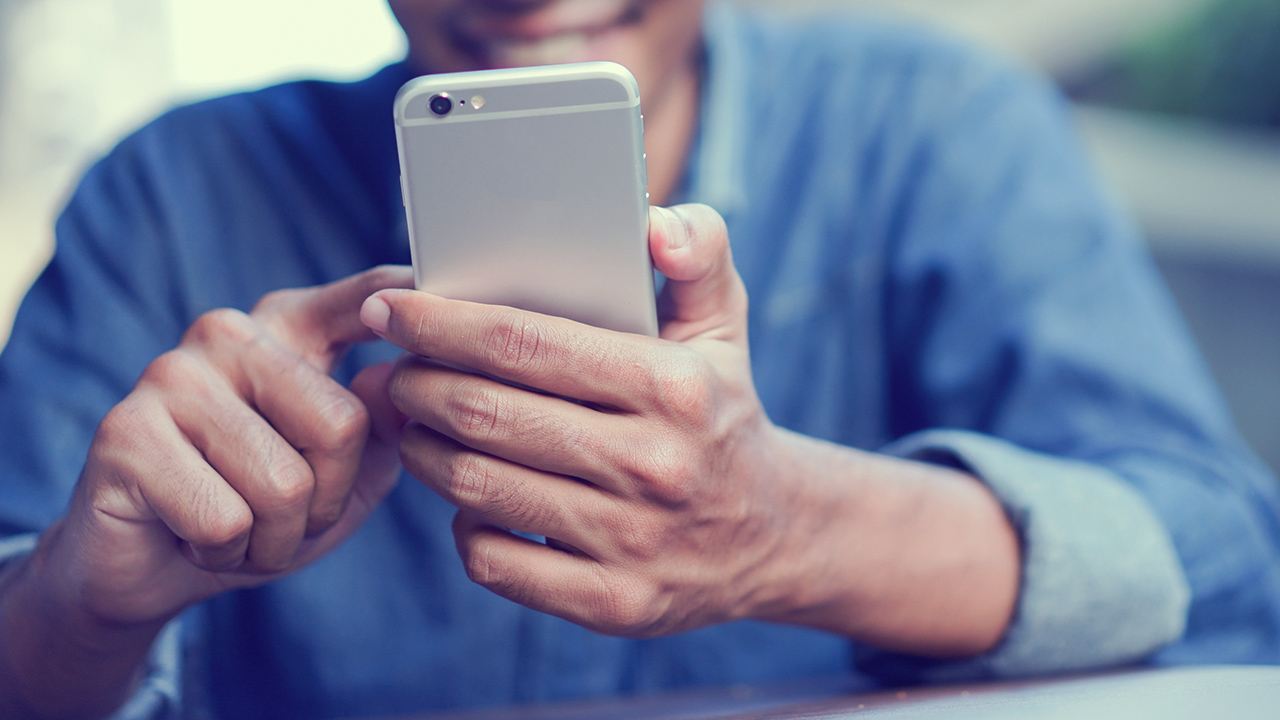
[{"left": 0, "top": 266, "right": 411, "bottom": 718}]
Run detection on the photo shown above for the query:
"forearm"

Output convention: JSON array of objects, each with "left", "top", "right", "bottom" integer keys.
[
  {"left": 0, "top": 525, "right": 162, "bottom": 720},
  {"left": 749, "top": 427, "right": 1020, "bottom": 658}
]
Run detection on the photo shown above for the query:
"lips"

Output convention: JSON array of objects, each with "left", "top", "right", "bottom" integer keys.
[{"left": 448, "top": 0, "right": 646, "bottom": 68}]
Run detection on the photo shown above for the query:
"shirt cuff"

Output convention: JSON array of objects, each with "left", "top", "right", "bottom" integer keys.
[
  {"left": 857, "top": 430, "right": 1190, "bottom": 682},
  {"left": 0, "top": 534, "right": 182, "bottom": 720},
  {"left": 0, "top": 534, "right": 37, "bottom": 566}
]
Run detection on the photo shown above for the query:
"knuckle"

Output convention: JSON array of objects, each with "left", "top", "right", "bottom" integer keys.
[
  {"left": 139, "top": 349, "right": 202, "bottom": 390},
  {"left": 456, "top": 521, "right": 534, "bottom": 603},
  {"left": 448, "top": 452, "right": 501, "bottom": 508},
  {"left": 185, "top": 307, "right": 257, "bottom": 347},
  {"left": 262, "top": 456, "right": 315, "bottom": 512},
  {"left": 314, "top": 396, "right": 370, "bottom": 455},
  {"left": 595, "top": 574, "right": 662, "bottom": 637},
  {"left": 481, "top": 561, "right": 533, "bottom": 603},
  {"left": 650, "top": 353, "right": 716, "bottom": 425},
  {"left": 450, "top": 382, "right": 507, "bottom": 440},
  {"left": 616, "top": 356, "right": 659, "bottom": 399},
  {"left": 448, "top": 455, "right": 553, "bottom": 528},
  {"left": 460, "top": 543, "right": 488, "bottom": 585},
  {"left": 408, "top": 306, "right": 433, "bottom": 354},
  {"left": 628, "top": 440, "right": 695, "bottom": 507},
  {"left": 88, "top": 403, "right": 160, "bottom": 502},
  {"left": 485, "top": 313, "right": 548, "bottom": 375},
  {"left": 614, "top": 515, "right": 665, "bottom": 563},
  {"left": 196, "top": 504, "right": 253, "bottom": 549},
  {"left": 94, "top": 397, "right": 154, "bottom": 451},
  {"left": 460, "top": 537, "right": 504, "bottom": 592},
  {"left": 462, "top": 549, "right": 494, "bottom": 590}
]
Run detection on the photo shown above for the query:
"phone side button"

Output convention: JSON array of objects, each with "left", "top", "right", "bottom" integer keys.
[{"left": 399, "top": 175, "right": 409, "bottom": 207}]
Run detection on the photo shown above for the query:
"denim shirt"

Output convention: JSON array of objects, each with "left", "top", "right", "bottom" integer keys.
[{"left": 1, "top": 4, "right": 1278, "bottom": 719}]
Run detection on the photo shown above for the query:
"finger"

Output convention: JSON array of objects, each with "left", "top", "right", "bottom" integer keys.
[
  {"left": 453, "top": 511, "right": 659, "bottom": 637},
  {"left": 390, "top": 355, "right": 633, "bottom": 486},
  {"left": 104, "top": 396, "right": 254, "bottom": 572},
  {"left": 253, "top": 359, "right": 371, "bottom": 538},
  {"left": 156, "top": 353, "right": 318, "bottom": 572},
  {"left": 344, "top": 361, "right": 406, "bottom": 509},
  {"left": 402, "top": 424, "right": 612, "bottom": 553},
  {"left": 289, "top": 363, "right": 406, "bottom": 568},
  {"left": 251, "top": 265, "right": 414, "bottom": 371},
  {"left": 648, "top": 204, "right": 748, "bottom": 344},
  {"left": 362, "top": 289, "right": 664, "bottom": 411},
  {"left": 185, "top": 314, "right": 373, "bottom": 538},
  {"left": 350, "top": 361, "right": 409, "bottom": 447}
]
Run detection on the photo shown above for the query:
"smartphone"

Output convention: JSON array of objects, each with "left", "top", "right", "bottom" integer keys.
[{"left": 394, "top": 61, "right": 658, "bottom": 337}]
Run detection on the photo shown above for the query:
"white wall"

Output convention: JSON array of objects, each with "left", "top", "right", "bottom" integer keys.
[
  {"left": 165, "top": 0, "right": 405, "bottom": 100},
  {"left": 0, "top": 0, "right": 171, "bottom": 344},
  {"left": 0, "top": 0, "right": 405, "bottom": 344}
]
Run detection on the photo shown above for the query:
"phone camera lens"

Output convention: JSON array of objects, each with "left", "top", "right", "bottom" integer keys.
[{"left": 429, "top": 94, "right": 453, "bottom": 117}]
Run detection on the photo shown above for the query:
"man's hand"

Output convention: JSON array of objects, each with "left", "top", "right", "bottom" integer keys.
[
  {"left": 364, "top": 205, "right": 776, "bottom": 637},
  {"left": 364, "top": 205, "right": 1020, "bottom": 652},
  {"left": 0, "top": 266, "right": 412, "bottom": 719}
]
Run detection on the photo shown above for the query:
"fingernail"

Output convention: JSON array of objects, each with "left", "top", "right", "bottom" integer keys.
[
  {"left": 361, "top": 295, "right": 390, "bottom": 335},
  {"left": 657, "top": 206, "right": 688, "bottom": 250}
]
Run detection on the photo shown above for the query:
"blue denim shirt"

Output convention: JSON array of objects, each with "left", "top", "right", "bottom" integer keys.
[{"left": 2, "top": 4, "right": 1278, "bottom": 719}]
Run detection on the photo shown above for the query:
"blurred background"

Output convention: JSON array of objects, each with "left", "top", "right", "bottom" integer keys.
[{"left": 1, "top": 0, "right": 1277, "bottom": 474}]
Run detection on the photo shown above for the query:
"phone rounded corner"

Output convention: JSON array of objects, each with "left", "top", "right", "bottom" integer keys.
[
  {"left": 392, "top": 82, "right": 416, "bottom": 125},
  {"left": 393, "top": 77, "right": 433, "bottom": 125},
  {"left": 588, "top": 62, "right": 641, "bottom": 104}
]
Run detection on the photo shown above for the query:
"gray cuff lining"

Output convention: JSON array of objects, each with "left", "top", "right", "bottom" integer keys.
[{"left": 884, "top": 430, "right": 1190, "bottom": 678}]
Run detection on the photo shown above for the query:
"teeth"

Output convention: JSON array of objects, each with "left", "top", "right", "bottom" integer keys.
[{"left": 486, "top": 31, "right": 591, "bottom": 66}]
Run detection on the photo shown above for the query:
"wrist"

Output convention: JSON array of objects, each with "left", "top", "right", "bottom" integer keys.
[
  {"left": 739, "top": 432, "right": 1019, "bottom": 657},
  {"left": 730, "top": 427, "right": 871, "bottom": 626},
  {"left": 0, "top": 524, "right": 164, "bottom": 719}
]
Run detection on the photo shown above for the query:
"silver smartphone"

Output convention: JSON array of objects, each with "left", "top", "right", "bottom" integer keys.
[{"left": 394, "top": 61, "right": 658, "bottom": 337}]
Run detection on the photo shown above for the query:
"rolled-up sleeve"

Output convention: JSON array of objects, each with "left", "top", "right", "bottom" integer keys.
[
  {"left": 873, "top": 430, "right": 1190, "bottom": 679},
  {"left": 855, "top": 46, "right": 1280, "bottom": 680}
]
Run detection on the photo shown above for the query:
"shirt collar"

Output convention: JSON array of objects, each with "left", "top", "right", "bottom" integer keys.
[{"left": 685, "top": 0, "right": 750, "bottom": 221}]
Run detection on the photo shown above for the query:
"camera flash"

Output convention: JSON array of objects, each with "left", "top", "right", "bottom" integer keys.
[{"left": 471, "top": 95, "right": 486, "bottom": 109}]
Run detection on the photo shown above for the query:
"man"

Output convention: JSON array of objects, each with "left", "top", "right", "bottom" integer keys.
[{"left": 1, "top": 1, "right": 1278, "bottom": 718}]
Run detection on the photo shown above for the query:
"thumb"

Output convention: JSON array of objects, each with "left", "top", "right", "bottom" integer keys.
[{"left": 649, "top": 204, "right": 748, "bottom": 344}]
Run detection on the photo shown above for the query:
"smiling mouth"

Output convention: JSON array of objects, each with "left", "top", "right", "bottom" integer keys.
[{"left": 448, "top": 2, "right": 646, "bottom": 68}]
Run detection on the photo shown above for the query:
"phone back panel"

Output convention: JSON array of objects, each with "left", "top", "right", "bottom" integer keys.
[{"left": 395, "top": 63, "right": 657, "bottom": 337}]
